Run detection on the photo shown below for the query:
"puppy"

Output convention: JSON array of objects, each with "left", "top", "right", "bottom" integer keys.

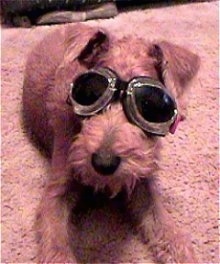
[{"left": 22, "top": 23, "right": 200, "bottom": 263}]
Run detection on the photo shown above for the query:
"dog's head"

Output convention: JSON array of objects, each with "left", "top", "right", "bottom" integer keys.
[{"left": 57, "top": 24, "right": 199, "bottom": 197}]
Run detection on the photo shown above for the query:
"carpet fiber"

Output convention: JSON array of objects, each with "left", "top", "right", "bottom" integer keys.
[{"left": 1, "top": 1, "right": 219, "bottom": 263}]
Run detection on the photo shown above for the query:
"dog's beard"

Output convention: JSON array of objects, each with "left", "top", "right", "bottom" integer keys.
[
  {"left": 68, "top": 141, "right": 158, "bottom": 198},
  {"left": 67, "top": 106, "right": 160, "bottom": 198},
  {"left": 67, "top": 131, "right": 160, "bottom": 198}
]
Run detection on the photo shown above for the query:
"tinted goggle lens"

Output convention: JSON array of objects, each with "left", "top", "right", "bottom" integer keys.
[
  {"left": 134, "top": 85, "right": 176, "bottom": 123},
  {"left": 72, "top": 72, "right": 109, "bottom": 105}
]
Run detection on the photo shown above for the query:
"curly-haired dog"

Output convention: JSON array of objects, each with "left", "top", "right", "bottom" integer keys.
[{"left": 23, "top": 23, "right": 200, "bottom": 263}]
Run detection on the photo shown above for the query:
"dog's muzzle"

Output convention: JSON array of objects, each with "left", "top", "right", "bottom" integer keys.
[{"left": 67, "top": 67, "right": 178, "bottom": 136}]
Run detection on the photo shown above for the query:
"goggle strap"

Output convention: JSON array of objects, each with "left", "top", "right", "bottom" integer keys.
[
  {"left": 66, "top": 95, "right": 72, "bottom": 106},
  {"left": 169, "top": 114, "right": 182, "bottom": 134}
]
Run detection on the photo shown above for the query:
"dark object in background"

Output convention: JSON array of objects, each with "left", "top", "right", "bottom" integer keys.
[
  {"left": 0, "top": 0, "right": 209, "bottom": 27},
  {"left": 0, "top": 0, "right": 118, "bottom": 27}
]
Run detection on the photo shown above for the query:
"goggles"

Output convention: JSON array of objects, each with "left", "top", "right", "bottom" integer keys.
[{"left": 67, "top": 67, "right": 178, "bottom": 136}]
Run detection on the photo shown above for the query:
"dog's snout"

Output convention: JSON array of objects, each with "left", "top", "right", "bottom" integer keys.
[{"left": 91, "top": 151, "right": 121, "bottom": 176}]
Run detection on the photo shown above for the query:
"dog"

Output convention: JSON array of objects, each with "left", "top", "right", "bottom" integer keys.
[{"left": 22, "top": 23, "right": 200, "bottom": 263}]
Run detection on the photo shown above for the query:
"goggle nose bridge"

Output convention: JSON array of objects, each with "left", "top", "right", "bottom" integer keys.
[{"left": 115, "top": 78, "right": 128, "bottom": 92}]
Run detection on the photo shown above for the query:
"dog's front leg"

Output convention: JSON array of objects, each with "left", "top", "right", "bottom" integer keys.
[
  {"left": 37, "top": 181, "right": 79, "bottom": 264},
  {"left": 129, "top": 177, "right": 197, "bottom": 263},
  {"left": 37, "top": 105, "right": 80, "bottom": 263}
]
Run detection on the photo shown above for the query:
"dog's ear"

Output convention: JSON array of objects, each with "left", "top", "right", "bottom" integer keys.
[
  {"left": 149, "top": 41, "right": 200, "bottom": 118},
  {"left": 64, "top": 23, "right": 109, "bottom": 67}
]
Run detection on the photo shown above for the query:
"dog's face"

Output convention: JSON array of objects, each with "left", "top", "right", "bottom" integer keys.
[{"left": 58, "top": 25, "right": 199, "bottom": 197}]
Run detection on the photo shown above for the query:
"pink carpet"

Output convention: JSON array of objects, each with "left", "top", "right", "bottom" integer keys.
[{"left": 1, "top": 1, "right": 219, "bottom": 263}]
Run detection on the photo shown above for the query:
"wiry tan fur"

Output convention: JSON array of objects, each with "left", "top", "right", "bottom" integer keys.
[{"left": 22, "top": 23, "right": 200, "bottom": 263}]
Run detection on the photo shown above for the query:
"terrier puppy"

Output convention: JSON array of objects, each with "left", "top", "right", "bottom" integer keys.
[{"left": 23, "top": 23, "right": 200, "bottom": 263}]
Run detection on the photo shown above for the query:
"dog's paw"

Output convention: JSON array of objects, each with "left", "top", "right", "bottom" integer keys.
[
  {"left": 141, "top": 220, "right": 197, "bottom": 263},
  {"left": 39, "top": 250, "right": 78, "bottom": 264},
  {"left": 159, "top": 233, "right": 196, "bottom": 263},
  {"left": 150, "top": 228, "right": 197, "bottom": 263},
  {"left": 39, "top": 254, "right": 77, "bottom": 264}
]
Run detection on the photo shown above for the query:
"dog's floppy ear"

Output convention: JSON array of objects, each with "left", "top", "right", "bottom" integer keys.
[
  {"left": 149, "top": 41, "right": 200, "bottom": 118},
  {"left": 64, "top": 23, "right": 109, "bottom": 67}
]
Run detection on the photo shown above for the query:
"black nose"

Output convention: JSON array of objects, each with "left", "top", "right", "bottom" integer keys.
[{"left": 91, "top": 151, "right": 121, "bottom": 176}]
